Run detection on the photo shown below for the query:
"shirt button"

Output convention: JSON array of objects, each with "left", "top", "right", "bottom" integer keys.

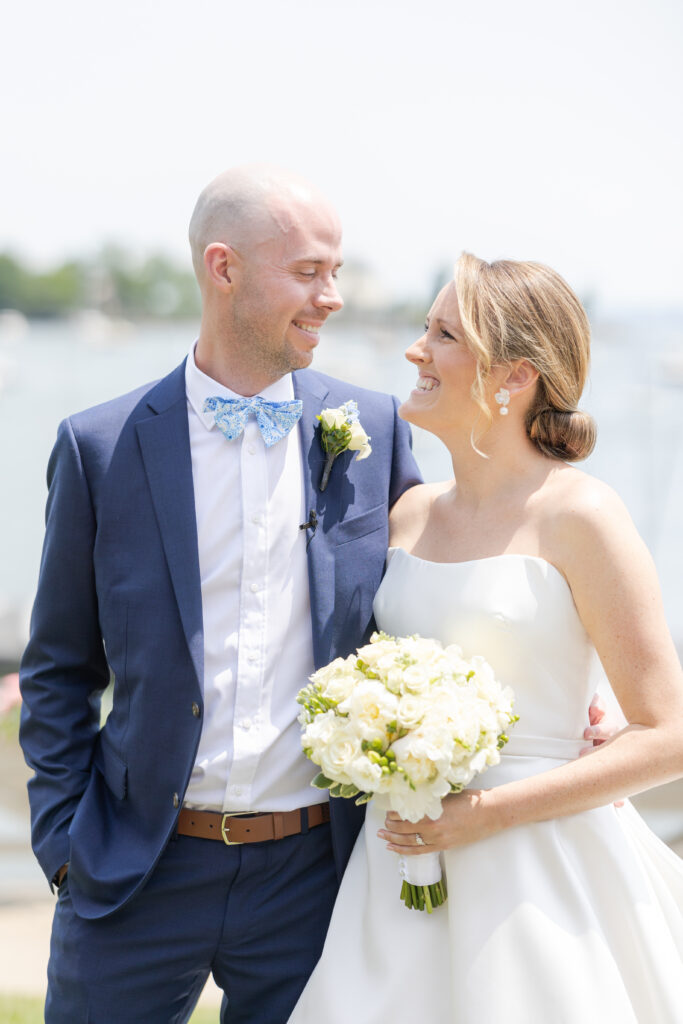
[
  {"left": 247, "top": 651, "right": 258, "bottom": 662},
  {"left": 247, "top": 444, "right": 256, "bottom": 455},
  {"left": 241, "top": 718, "right": 252, "bottom": 730},
  {"left": 191, "top": 702, "right": 200, "bottom": 717},
  {"left": 249, "top": 583, "right": 259, "bottom": 593},
  {"left": 251, "top": 514, "right": 263, "bottom": 525},
  {"left": 172, "top": 793, "right": 179, "bottom": 808},
  {"left": 230, "top": 785, "right": 243, "bottom": 797}
]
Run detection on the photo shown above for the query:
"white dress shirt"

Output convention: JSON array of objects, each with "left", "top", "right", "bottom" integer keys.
[{"left": 183, "top": 345, "right": 325, "bottom": 812}]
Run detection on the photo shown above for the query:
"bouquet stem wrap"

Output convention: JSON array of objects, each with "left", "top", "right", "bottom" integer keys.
[{"left": 399, "top": 852, "right": 446, "bottom": 913}]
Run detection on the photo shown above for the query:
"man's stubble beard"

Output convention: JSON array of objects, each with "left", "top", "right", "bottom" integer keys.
[{"left": 229, "top": 304, "right": 313, "bottom": 387}]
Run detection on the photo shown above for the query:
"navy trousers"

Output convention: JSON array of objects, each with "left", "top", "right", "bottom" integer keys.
[{"left": 46, "top": 820, "right": 338, "bottom": 1023}]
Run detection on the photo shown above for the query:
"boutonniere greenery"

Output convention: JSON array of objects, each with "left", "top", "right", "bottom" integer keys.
[{"left": 317, "top": 400, "right": 372, "bottom": 492}]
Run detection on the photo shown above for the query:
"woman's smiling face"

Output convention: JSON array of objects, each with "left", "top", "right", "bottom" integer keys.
[{"left": 399, "top": 282, "right": 483, "bottom": 437}]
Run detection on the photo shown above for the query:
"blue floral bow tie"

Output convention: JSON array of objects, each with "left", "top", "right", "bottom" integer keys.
[{"left": 203, "top": 395, "right": 303, "bottom": 447}]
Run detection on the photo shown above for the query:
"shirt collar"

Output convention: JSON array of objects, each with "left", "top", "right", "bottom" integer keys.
[{"left": 185, "top": 343, "right": 295, "bottom": 432}]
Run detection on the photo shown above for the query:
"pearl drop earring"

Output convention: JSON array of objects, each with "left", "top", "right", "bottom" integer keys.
[{"left": 494, "top": 388, "right": 510, "bottom": 416}]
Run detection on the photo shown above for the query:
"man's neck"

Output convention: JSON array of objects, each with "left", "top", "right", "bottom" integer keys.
[{"left": 194, "top": 338, "right": 282, "bottom": 397}]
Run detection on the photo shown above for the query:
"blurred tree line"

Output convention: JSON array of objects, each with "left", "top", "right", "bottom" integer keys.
[
  {"left": 0, "top": 247, "right": 201, "bottom": 319},
  {"left": 0, "top": 249, "right": 432, "bottom": 325}
]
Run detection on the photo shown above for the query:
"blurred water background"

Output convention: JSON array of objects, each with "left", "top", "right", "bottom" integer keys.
[
  {"left": 1, "top": 310, "right": 682, "bottom": 897},
  {"left": 2, "top": 312, "right": 683, "bottom": 654}
]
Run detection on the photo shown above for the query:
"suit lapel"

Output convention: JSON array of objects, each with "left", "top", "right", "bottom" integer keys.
[
  {"left": 136, "top": 363, "right": 204, "bottom": 689},
  {"left": 294, "top": 370, "right": 342, "bottom": 669}
]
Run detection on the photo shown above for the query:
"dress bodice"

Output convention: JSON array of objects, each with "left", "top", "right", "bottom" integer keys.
[{"left": 373, "top": 548, "right": 605, "bottom": 759}]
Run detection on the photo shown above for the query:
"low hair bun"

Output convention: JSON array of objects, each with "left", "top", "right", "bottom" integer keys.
[{"left": 527, "top": 407, "right": 597, "bottom": 462}]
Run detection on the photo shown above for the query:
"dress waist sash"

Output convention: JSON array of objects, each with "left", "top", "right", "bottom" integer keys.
[{"left": 502, "top": 735, "right": 585, "bottom": 761}]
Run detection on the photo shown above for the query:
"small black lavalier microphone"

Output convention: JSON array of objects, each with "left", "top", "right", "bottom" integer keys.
[{"left": 299, "top": 510, "right": 319, "bottom": 549}]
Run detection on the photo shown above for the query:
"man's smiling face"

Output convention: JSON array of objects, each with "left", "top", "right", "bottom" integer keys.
[{"left": 228, "top": 194, "right": 344, "bottom": 382}]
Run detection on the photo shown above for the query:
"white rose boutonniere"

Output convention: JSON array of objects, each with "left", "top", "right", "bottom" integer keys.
[{"left": 317, "top": 400, "right": 371, "bottom": 491}]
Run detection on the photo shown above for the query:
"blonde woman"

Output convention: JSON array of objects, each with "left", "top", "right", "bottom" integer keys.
[{"left": 289, "top": 255, "right": 683, "bottom": 1023}]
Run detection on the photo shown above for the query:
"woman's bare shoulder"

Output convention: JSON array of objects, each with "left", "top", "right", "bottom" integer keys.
[
  {"left": 390, "top": 480, "right": 452, "bottom": 545},
  {"left": 539, "top": 465, "right": 639, "bottom": 568},
  {"left": 544, "top": 465, "right": 629, "bottom": 525}
]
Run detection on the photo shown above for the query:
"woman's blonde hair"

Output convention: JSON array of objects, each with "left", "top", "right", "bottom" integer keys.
[{"left": 454, "top": 253, "right": 597, "bottom": 461}]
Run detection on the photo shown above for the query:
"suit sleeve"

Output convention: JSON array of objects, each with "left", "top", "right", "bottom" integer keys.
[
  {"left": 19, "top": 417, "right": 109, "bottom": 884},
  {"left": 388, "top": 395, "right": 423, "bottom": 507}
]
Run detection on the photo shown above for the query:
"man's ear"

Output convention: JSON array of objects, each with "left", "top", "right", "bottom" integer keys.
[
  {"left": 203, "top": 243, "right": 238, "bottom": 292},
  {"left": 503, "top": 359, "right": 539, "bottom": 398}
]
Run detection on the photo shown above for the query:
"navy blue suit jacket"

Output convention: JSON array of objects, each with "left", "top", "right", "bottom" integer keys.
[{"left": 19, "top": 360, "right": 421, "bottom": 919}]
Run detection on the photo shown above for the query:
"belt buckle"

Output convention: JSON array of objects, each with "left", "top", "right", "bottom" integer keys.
[{"left": 220, "top": 810, "right": 259, "bottom": 846}]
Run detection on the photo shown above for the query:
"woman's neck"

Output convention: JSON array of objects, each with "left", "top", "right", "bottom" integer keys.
[{"left": 443, "top": 425, "right": 554, "bottom": 508}]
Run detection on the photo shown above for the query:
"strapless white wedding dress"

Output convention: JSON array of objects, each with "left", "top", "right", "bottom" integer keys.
[{"left": 289, "top": 549, "right": 683, "bottom": 1024}]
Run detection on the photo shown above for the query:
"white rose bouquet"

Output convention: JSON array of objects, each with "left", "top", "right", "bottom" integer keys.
[{"left": 297, "top": 632, "right": 517, "bottom": 912}]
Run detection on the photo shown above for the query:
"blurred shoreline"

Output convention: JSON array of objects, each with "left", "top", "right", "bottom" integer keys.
[{"left": 3, "top": 313, "right": 683, "bottom": 666}]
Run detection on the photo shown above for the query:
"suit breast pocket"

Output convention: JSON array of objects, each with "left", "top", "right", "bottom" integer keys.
[{"left": 335, "top": 503, "right": 387, "bottom": 548}]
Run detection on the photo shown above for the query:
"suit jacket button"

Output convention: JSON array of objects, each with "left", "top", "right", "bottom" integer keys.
[
  {"left": 172, "top": 793, "right": 179, "bottom": 808},
  {"left": 191, "top": 702, "right": 200, "bottom": 718}
]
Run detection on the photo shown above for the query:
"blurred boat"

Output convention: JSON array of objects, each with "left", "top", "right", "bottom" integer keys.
[
  {"left": 0, "top": 310, "right": 29, "bottom": 344},
  {"left": 658, "top": 352, "right": 683, "bottom": 386},
  {"left": 69, "top": 309, "right": 135, "bottom": 347},
  {"left": 0, "top": 352, "right": 18, "bottom": 393}
]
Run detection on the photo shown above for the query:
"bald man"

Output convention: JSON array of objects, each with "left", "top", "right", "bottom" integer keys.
[{"left": 19, "top": 166, "right": 421, "bottom": 1023}]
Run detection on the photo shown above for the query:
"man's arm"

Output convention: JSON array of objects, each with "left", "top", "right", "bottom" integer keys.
[
  {"left": 388, "top": 397, "right": 422, "bottom": 507},
  {"left": 19, "top": 417, "right": 109, "bottom": 885}
]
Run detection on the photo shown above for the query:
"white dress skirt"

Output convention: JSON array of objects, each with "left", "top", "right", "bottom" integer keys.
[{"left": 288, "top": 550, "right": 683, "bottom": 1024}]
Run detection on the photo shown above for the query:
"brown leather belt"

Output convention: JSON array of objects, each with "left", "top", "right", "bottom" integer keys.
[{"left": 176, "top": 803, "right": 330, "bottom": 845}]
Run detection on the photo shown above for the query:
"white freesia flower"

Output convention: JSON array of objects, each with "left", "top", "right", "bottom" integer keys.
[
  {"left": 339, "top": 679, "right": 399, "bottom": 742},
  {"left": 391, "top": 775, "right": 451, "bottom": 823},
  {"left": 384, "top": 666, "right": 406, "bottom": 694},
  {"left": 466, "top": 747, "right": 491, "bottom": 775},
  {"left": 310, "top": 657, "right": 347, "bottom": 685},
  {"left": 302, "top": 710, "right": 341, "bottom": 757},
  {"left": 402, "top": 636, "right": 445, "bottom": 668},
  {"left": 357, "top": 636, "right": 397, "bottom": 668},
  {"left": 320, "top": 673, "right": 358, "bottom": 703},
  {"left": 312, "top": 660, "right": 365, "bottom": 703},
  {"left": 347, "top": 755, "right": 384, "bottom": 793},
  {"left": 392, "top": 728, "right": 454, "bottom": 785}
]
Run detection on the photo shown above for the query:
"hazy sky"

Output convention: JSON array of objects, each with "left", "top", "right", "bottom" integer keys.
[{"left": 3, "top": 0, "right": 682, "bottom": 310}]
